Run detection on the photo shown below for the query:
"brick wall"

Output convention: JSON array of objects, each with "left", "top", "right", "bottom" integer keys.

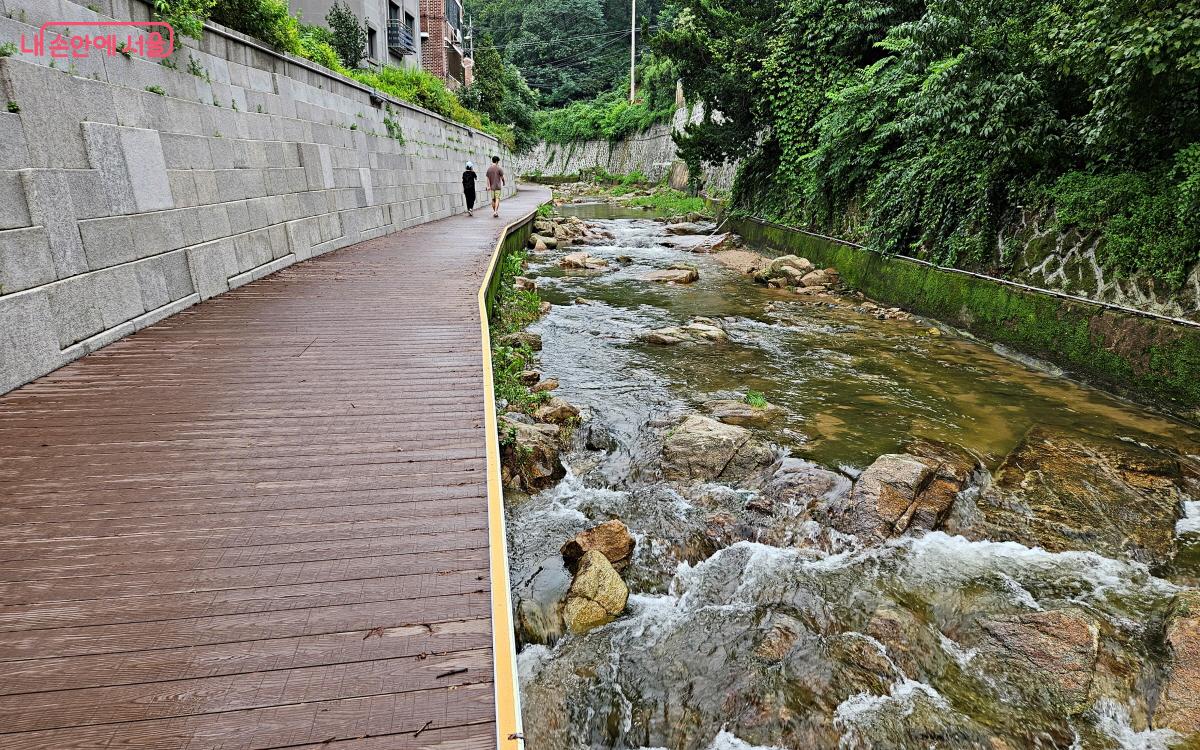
[
  {"left": 419, "top": 0, "right": 446, "bottom": 79},
  {"left": 0, "top": 0, "right": 514, "bottom": 394}
]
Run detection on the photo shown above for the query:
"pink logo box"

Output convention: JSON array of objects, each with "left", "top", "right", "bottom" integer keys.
[{"left": 21, "top": 21, "right": 175, "bottom": 60}]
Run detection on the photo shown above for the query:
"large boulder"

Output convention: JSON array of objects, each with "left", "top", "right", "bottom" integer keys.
[
  {"left": 641, "top": 318, "right": 728, "bottom": 345},
  {"left": 563, "top": 550, "right": 628, "bottom": 634},
  {"left": 800, "top": 269, "right": 837, "bottom": 288},
  {"left": 665, "top": 221, "right": 716, "bottom": 235},
  {"left": 769, "top": 255, "right": 815, "bottom": 277},
  {"left": 513, "top": 276, "right": 537, "bottom": 292},
  {"left": 533, "top": 397, "right": 580, "bottom": 425},
  {"left": 560, "top": 252, "right": 608, "bottom": 270},
  {"left": 829, "top": 441, "right": 979, "bottom": 541},
  {"left": 1154, "top": 592, "right": 1200, "bottom": 735},
  {"left": 499, "top": 331, "right": 542, "bottom": 351},
  {"left": 945, "top": 427, "right": 1188, "bottom": 568},
  {"left": 561, "top": 519, "right": 635, "bottom": 571},
  {"left": 661, "top": 415, "right": 777, "bottom": 484},
  {"left": 976, "top": 609, "right": 1099, "bottom": 713},
  {"left": 643, "top": 265, "right": 699, "bottom": 284},
  {"left": 527, "top": 233, "right": 558, "bottom": 250},
  {"left": 499, "top": 417, "right": 565, "bottom": 493},
  {"left": 703, "top": 398, "right": 784, "bottom": 427}
]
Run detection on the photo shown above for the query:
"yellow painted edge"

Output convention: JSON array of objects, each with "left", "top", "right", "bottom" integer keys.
[{"left": 480, "top": 188, "right": 547, "bottom": 749}]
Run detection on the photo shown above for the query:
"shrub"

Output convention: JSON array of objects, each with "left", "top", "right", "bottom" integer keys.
[
  {"left": 325, "top": 0, "right": 367, "bottom": 68},
  {"left": 211, "top": 0, "right": 300, "bottom": 54},
  {"left": 298, "top": 23, "right": 343, "bottom": 71},
  {"left": 152, "top": 0, "right": 214, "bottom": 40}
]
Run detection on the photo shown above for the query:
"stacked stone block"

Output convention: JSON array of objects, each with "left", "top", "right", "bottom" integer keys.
[{"left": 0, "top": 0, "right": 514, "bottom": 393}]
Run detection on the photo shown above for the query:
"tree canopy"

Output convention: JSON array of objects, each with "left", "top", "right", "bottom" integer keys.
[{"left": 655, "top": 0, "right": 1200, "bottom": 283}]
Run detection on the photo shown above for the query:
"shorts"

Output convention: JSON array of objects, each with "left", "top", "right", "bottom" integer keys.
[{"left": 490, "top": 189, "right": 502, "bottom": 201}]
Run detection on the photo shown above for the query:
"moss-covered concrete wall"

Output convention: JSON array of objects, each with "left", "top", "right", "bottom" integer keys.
[{"left": 729, "top": 217, "right": 1200, "bottom": 421}]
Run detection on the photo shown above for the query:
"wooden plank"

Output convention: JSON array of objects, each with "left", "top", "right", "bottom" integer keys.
[
  {"left": 0, "top": 187, "right": 549, "bottom": 746},
  {"left": 0, "top": 618, "right": 491, "bottom": 695}
]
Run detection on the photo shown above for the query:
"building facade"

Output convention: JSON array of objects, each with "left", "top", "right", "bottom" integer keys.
[
  {"left": 289, "top": 0, "right": 423, "bottom": 70},
  {"left": 419, "top": 0, "right": 469, "bottom": 88}
]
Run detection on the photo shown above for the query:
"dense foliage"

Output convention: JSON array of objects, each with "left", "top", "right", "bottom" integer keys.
[
  {"left": 472, "top": 0, "right": 670, "bottom": 108},
  {"left": 458, "top": 34, "right": 540, "bottom": 152},
  {"left": 657, "top": 0, "right": 1200, "bottom": 283},
  {"left": 537, "top": 51, "right": 680, "bottom": 143}
]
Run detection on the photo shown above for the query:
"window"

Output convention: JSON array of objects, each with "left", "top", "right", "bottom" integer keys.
[{"left": 366, "top": 25, "right": 377, "bottom": 60}]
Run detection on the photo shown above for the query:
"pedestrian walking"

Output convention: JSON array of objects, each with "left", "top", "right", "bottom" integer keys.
[
  {"left": 462, "top": 161, "right": 477, "bottom": 217},
  {"left": 486, "top": 156, "right": 506, "bottom": 218}
]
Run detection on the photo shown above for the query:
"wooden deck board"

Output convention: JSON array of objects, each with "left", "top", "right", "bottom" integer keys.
[{"left": 0, "top": 187, "right": 547, "bottom": 748}]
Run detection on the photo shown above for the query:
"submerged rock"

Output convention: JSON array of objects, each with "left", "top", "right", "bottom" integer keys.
[
  {"left": 754, "top": 612, "right": 805, "bottom": 662},
  {"left": 703, "top": 398, "right": 784, "bottom": 427},
  {"left": 564, "top": 550, "right": 628, "bottom": 634},
  {"left": 500, "top": 417, "right": 565, "bottom": 493},
  {"left": 514, "top": 556, "right": 572, "bottom": 646},
  {"left": 759, "top": 458, "right": 852, "bottom": 514},
  {"left": 661, "top": 415, "right": 776, "bottom": 484},
  {"left": 561, "top": 519, "right": 635, "bottom": 572},
  {"left": 946, "top": 427, "right": 1188, "bottom": 568},
  {"left": 829, "top": 442, "right": 979, "bottom": 541},
  {"left": 976, "top": 609, "right": 1099, "bottom": 713},
  {"left": 1154, "top": 592, "right": 1200, "bottom": 735}
]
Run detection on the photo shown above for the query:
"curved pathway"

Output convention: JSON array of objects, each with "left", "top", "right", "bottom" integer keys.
[{"left": 0, "top": 185, "right": 550, "bottom": 749}]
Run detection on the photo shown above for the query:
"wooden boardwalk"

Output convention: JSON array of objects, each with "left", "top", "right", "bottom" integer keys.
[{"left": 0, "top": 186, "right": 548, "bottom": 749}]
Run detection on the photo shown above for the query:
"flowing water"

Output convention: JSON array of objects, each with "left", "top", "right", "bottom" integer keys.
[{"left": 505, "top": 205, "right": 1200, "bottom": 749}]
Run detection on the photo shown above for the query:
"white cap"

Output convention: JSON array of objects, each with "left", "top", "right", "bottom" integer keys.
[{"left": 466, "top": 161, "right": 474, "bottom": 169}]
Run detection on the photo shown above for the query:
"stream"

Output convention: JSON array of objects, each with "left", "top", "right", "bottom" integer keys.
[{"left": 504, "top": 204, "right": 1200, "bottom": 750}]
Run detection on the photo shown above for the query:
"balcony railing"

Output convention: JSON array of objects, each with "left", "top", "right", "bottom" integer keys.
[{"left": 387, "top": 20, "right": 418, "bottom": 56}]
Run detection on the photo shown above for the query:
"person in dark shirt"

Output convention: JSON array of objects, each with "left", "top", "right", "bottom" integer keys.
[{"left": 462, "top": 162, "right": 477, "bottom": 217}]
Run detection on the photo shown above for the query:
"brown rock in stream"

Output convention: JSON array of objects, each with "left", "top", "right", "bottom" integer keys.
[
  {"left": 499, "top": 417, "right": 565, "bottom": 493},
  {"left": 662, "top": 415, "right": 777, "bottom": 485},
  {"left": 534, "top": 397, "right": 580, "bottom": 425},
  {"left": 703, "top": 398, "right": 784, "bottom": 427},
  {"left": 830, "top": 442, "right": 979, "bottom": 541},
  {"left": 561, "top": 519, "right": 635, "bottom": 571},
  {"left": 564, "top": 550, "right": 628, "bottom": 634},
  {"left": 945, "top": 427, "right": 1188, "bottom": 568},
  {"left": 977, "top": 609, "right": 1099, "bottom": 713},
  {"left": 643, "top": 265, "right": 699, "bottom": 284},
  {"left": 1154, "top": 592, "right": 1200, "bottom": 736}
]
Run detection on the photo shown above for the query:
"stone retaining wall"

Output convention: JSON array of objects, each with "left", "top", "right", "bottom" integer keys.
[
  {"left": 730, "top": 217, "right": 1200, "bottom": 421},
  {"left": 512, "top": 105, "right": 736, "bottom": 194},
  {"left": 0, "top": 0, "right": 513, "bottom": 394}
]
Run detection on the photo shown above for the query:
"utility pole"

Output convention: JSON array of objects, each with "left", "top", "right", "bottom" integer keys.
[
  {"left": 468, "top": 15, "right": 474, "bottom": 59},
  {"left": 629, "top": 0, "right": 636, "bottom": 103}
]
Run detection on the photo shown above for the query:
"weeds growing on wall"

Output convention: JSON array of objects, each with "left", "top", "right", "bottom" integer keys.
[{"left": 148, "top": 0, "right": 514, "bottom": 149}]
